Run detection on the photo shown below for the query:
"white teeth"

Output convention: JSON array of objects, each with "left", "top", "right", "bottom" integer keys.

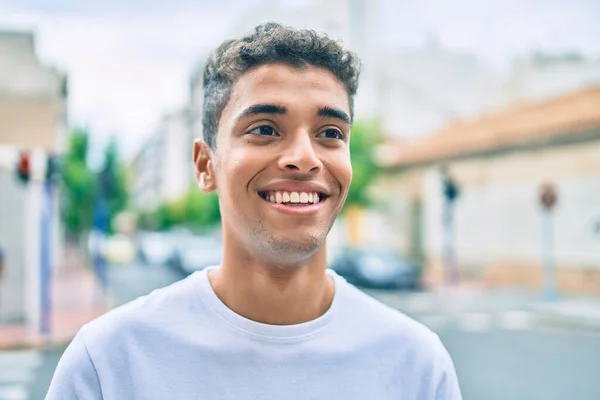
[{"left": 263, "top": 191, "right": 322, "bottom": 204}]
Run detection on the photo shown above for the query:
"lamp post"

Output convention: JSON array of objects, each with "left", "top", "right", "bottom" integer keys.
[
  {"left": 91, "top": 168, "right": 110, "bottom": 308},
  {"left": 441, "top": 169, "right": 460, "bottom": 286},
  {"left": 40, "top": 154, "right": 60, "bottom": 337},
  {"left": 539, "top": 182, "right": 558, "bottom": 301}
]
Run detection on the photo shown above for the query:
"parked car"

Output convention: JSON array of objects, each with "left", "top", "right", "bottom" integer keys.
[
  {"left": 103, "top": 234, "right": 137, "bottom": 265},
  {"left": 173, "top": 236, "right": 223, "bottom": 274},
  {"left": 137, "top": 232, "right": 177, "bottom": 266},
  {"left": 329, "top": 248, "right": 420, "bottom": 290}
]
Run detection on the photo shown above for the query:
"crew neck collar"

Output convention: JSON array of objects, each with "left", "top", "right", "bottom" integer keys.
[{"left": 195, "top": 266, "right": 344, "bottom": 341}]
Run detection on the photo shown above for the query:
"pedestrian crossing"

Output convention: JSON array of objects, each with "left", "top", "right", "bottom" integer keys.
[
  {"left": 365, "top": 289, "right": 541, "bottom": 333},
  {"left": 413, "top": 310, "right": 537, "bottom": 333},
  {"left": 0, "top": 350, "right": 42, "bottom": 400}
]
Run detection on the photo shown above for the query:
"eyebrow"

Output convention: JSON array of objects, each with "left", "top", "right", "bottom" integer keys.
[
  {"left": 234, "top": 103, "right": 351, "bottom": 125},
  {"left": 317, "top": 106, "right": 351, "bottom": 125},
  {"left": 235, "top": 104, "right": 287, "bottom": 123}
]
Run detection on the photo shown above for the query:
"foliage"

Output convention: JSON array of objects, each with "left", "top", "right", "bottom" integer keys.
[
  {"left": 99, "top": 138, "right": 129, "bottom": 232},
  {"left": 182, "top": 189, "right": 221, "bottom": 228},
  {"left": 138, "top": 188, "right": 221, "bottom": 231},
  {"left": 61, "top": 129, "right": 130, "bottom": 238},
  {"left": 60, "top": 127, "right": 96, "bottom": 239},
  {"left": 343, "top": 119, "right": 382, "bottom": 212}
]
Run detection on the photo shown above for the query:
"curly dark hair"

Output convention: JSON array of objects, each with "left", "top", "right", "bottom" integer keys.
[{"left": 202, "top": 22, "right": 362, "bottom": 149}]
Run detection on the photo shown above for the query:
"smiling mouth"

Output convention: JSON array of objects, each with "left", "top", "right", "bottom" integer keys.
[{"left": 258, "top": 190, "right": 329, "bottom": 207}]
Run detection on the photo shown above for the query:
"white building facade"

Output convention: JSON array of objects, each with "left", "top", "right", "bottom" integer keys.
[
  {"left": 375, "top": 86, "right": 600, "bottom": 293},
  {"left": 0, "top": 31, "right": 67, "bottom": 326},
  {"left": 130, "top": 109, "right": 194, "bottom": 211}
]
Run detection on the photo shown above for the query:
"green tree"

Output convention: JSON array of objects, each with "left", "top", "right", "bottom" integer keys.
[
  {"left": 343, "top": 119, "right": 382, "bottom": 212},
  {"left": 140, "top": 187, "right": 220, "bottom": 231},
  {"left": 98, "top": 138, "right": 128, "bottom": 232},
  {"left": 184, "top": 189, "right": 221, "bottom": 228},
  {"left": 61, "top": 127, "right": 96, "bottom": 240}
]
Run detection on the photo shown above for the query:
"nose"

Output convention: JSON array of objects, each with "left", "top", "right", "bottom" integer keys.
[{"left": 277, "top": 133, "right": 322, "bottom": 174}]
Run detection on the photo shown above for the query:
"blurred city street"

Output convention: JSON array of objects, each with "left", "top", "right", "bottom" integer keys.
[
  {"left": 2, "top": 0, "right": 600, "bottom": 399},
  {"left": 2, "top": 260, "right": 600, "bottom": 400}
]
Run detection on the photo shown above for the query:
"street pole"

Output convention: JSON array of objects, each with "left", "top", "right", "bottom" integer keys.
[
  {"left": 441, "top": 169, "right": 460, "bottom": 287},
  {"left": 24, "top": 151, "right": 42, "bottom": 335},
  {"left": 541, "top": 209, "right": 556, "bottom": 301},
  {"left": 443, "top": 197, "right": 458, "bottom": 286},
  {"left": 539, "top": 182, "right": 558, "bottom": 302},
  {"left": 40, "top": 176, "right": 53, "bottom": 338},
  {"left": 92, "top": 170, "right": 110, "bottom": 308}
]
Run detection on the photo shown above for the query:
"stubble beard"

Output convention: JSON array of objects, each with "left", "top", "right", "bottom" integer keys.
[{"left": 251, "top": 219, "right": 335, "bottom": 268}]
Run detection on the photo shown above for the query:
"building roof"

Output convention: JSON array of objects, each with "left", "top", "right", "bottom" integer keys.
[{"left": 380, "top": 84, "right": 600, "bottom": 168}]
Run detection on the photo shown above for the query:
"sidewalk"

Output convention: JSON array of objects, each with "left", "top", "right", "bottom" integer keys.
[
  {"left": 0, "top": 253, "right": 106, "bottom": 350},
  {"left": 368, "top": 284, "right": 600, "bottom": 331},
  {"left": 432, "top": 281, "right": 600, "bottom": 330}
]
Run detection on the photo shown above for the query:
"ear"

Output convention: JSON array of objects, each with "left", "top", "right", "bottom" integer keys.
[{"left": 193, "top": 139, "right": 217, "bottom": 193}]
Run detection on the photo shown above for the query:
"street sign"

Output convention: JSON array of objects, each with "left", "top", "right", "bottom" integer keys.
[{"left": 539, "top": 183, "right": 557, "bottom": 210}]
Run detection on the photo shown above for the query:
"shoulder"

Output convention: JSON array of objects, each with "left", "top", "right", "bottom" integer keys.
[
  {"left": 82, "top": 273, "right": 201, "bottom": 355},
  {"left": 337, "top": 280, "right": 446, "bottom": 359},
  {"left": 46, "top": 329, "right": 103, "bottom": 398},
  {"left": 336, "top": 282, "right": 460, "bottom": 395}
]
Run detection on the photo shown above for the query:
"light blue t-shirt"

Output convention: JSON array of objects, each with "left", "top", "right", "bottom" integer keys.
[{"left": 46, "top": 267, "right": 461, "bottom": 399}]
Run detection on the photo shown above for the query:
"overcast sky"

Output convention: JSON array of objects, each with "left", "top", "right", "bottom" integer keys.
[{"left": 1, "top": 0, "right": 599, "bottom": 159}]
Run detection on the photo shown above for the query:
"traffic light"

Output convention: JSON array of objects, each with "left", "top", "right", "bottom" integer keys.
[
  {"left": 46, "top": 155, "right": 61, "bottom": 183},
  {"left": 16, "top": 151, "right": 31, "bottom": 184},
  {"left": 443, "top": 175, "right": 460, "bottom": 203}
]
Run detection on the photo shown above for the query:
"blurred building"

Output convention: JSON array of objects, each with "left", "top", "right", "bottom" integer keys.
[
  {"left": 188, "top": 57, "right": 206, "bottom": 148},
  {"left": 380, "top": 51, "right": 600, "bottom": 142},
  {"left": 375, "top": 85, "right": 600, "bottom": 294},
  {"left": 505, "top": 53, "right": 600, "bottom": 106},
  {"left": 378, "top": 44, "right": 506, "bottom": 140},
  {"left": 0, "top": 31, "right": 68, "bottom": 324},
  {"left": 0, "top": 31, "right": 68, "bottom": 150},
  {"left": 217, "top": 0, "right": 381, "bottom": 120},
  {"left": 130, "top": 108, "right": 194, "bottom": 211}
]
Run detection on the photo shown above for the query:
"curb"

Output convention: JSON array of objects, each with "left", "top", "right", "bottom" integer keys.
[
  {"left": 0, "top": 336, "right": 75, "bottom": 352},
  {"left": 536, "top": 314, "right": 600, "bottom": 331},
  {"left": 528, "top": 305, "right": 600, "bottom": 332}
]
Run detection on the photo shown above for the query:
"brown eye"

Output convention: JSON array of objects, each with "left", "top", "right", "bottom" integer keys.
[
  {"left": 249, "top": 125, "right": 277, "bottom": 136},
  {"left": 318, "top": 128, "right": 344, "bottom": 140}
]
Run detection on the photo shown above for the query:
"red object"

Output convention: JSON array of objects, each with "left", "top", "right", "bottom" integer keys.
[{"left": 17, "top": 151, "right": 31, "bottom": 182}]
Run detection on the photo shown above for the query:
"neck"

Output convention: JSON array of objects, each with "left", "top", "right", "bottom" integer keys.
[{"left": 208, "top": 236, "right": 334, "bottom": 325}]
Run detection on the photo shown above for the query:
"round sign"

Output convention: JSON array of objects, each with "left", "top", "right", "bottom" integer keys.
[{"left": 540, "top": 183, "right": 557, "bottom": 210}]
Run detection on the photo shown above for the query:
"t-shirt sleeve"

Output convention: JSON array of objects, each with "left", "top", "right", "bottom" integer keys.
[
  {"left": 45, "top": 328, "right": 103, "bottom": 399},
  {"left": 434, "top": 335, "right": 462, "bottom": 400}
]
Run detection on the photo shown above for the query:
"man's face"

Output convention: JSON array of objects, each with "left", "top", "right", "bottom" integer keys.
[{"left": 196, "top": 63, "right": 353, "bottom": 263}]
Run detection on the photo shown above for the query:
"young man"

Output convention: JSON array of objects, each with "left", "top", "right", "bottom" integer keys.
[{"left": 47, "top": 23, "right": 461, "bottom": 399}]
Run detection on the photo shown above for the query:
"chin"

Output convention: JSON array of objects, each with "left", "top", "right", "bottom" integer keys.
[
  {"left": 247, "top": 219, "right": 333, "bottom": 264},
  {"left": 262, "top": 231, "right": 325, "bottom": 264}
]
